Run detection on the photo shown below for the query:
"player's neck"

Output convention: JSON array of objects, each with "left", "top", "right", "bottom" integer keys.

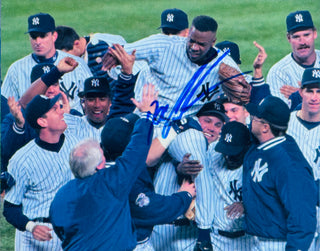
[
  {"left": 292, "top": 51, "right": 316, "bottom": 67},
  {"left": 297, "top": 109, "right": 320, "bottom": 122},
  {"left": 39, "top": 130, "right": 64, "bottom": 144},
  {"left": 32, "top": 50, "right": 58, "bottom": 64}
]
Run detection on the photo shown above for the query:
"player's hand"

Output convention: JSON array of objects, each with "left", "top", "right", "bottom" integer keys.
[
  {"left": 59, "top": 91, "right": 70, "bottom": 114},
  {"left": 131, "top": 83, "right": 158, "bottom": 114},
  {"left": 8, "top": 97, "right": 25, "bottom": 128},
  {"left": 280, "top": 85, "right": 299, "bottom": 99},
  {"left": 252, "top": 41, "right": 267, "bottom": 69},
  {"left": 171, "top": 117, "right": 202, "bottom": 134},
  {"left": 224, "top": 202, "right": 244, "bottom": 219},
  {"left": 101, "top": 49, "right": 119, "bottom": 71},
  {"left": 32, "top": 225, "right": 53, "bottom": 241},
  {"left": 178, "top": 179, "right": 196, "bottom": 198},
  {"left": 108, "top": 44, "right": 136, "bottom": 75},
  {"left": 57, "top": 57, "right": 78, "bottom": 74},
  {"left": 176, "top": 153, "right": 203, "bottom": 177}
]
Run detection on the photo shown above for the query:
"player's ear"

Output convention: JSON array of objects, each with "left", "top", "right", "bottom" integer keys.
[
  {"left": 37, "top": 117, "right": 48, "bottom": 128},
  {"left": 52, "top": 31, "right": 58, "bottom": 43}
]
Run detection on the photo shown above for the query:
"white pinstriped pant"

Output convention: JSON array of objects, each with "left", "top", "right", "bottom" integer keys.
[{"left": 15, "top": 223, "right": 62, "bottom": 251}]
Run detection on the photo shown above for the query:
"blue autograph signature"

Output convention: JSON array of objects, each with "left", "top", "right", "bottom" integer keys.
[{"left": 147, "top": 49, "right": 252, "bottom": 138}]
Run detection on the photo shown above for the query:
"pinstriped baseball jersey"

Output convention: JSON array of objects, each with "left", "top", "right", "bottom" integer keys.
[
  {"left": 287, "top": 111, "right": 320, "bottom": 250},
  {"left": 1, "top": 50, "right": 92, "bottom": 113},
  {"left": 124, "top": 34, "right": 240, "bottom": 118},
  {"left": 266, "top": 50, "right": 320, "bottom": 104},
  {"left": 204, "top": 144, "right": 260, "bottom": 251},
  {"left": 4, "top": 133, "right": 79, "bottom": 219},
  {"left": 63, "top": 113, "right": 104, "bottom": 142},
  {"left": 151, "top": 160, "right": 197, "bottom": 251},
  {"left": 151, "top": 128, "right": 208, "bottom": 250}
]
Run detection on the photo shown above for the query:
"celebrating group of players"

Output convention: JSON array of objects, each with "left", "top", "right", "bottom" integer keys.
[{"left": 1, "top": 7, "right": 320, "bottom": 251}]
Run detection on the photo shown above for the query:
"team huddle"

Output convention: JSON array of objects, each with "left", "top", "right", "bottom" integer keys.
[{"left": 1, "top": 7, "right": 319, "bottom": 251}]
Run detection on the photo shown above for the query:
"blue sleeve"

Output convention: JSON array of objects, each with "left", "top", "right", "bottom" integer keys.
[
  {"left": 276, "top": 160, "right": 317, "bottom": 251},
  {"left": 249, "top": 77, "right": 271, "bottom": 104},
  {"left": 1, "top": 95, "right": 10, "bottom": 122},
  {"left": 107, "top": 73, "right": 137, "bottom": 119},
  {"left": 129, "top": 168, "right": 192, "bottom": 227},
  {"left": 1, "top": 113, "right": 36, "bottom": 173},
  {"left": 3, "top": 200, "right": 29, "bottom": 231},
  {"left": 288, "top": 91, "right": 302, "bottom": 111}
]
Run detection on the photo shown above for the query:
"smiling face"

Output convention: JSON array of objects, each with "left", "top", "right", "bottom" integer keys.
[
  {"left": 186, "top": 26, "right": 216, "bottom": 63},
  {"left": 198, "top": 115, "right": 224, "bottom": 143},
  {"left": 287, "top": 28, "right": 317, "bottom": 65},
  {"left": 84, "top": 95, "right": 111, "bottom": 126},
  {"left": 40, "top": 100, "right": 67, "bottom": 132},
  {"left": 223, "top": 102, "right": 249, "bottom": 125}
]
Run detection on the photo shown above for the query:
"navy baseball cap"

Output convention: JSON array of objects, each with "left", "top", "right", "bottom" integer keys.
[
  {"left": 100, "top": 113, "right": 140, "bottom": 161},
  {"left": 196, "top": 101, "right": 228, "bottom": 122},
  {"left": 301, "top": 68, "right": 320, "bottom": 88},
  {"left": 286, "top": 10, "right": 314, "bottom": 33},
  {"left": 26, "top": 94, "right": 61, "bottom": 129},
  {"left": 78, "top": 76, "right": 111, "bottom": 98},
  {"left": 158, "top": 8, "right": 188, "bottom": 31},
  {"left": 27, "top": 13, "right": 56, "bottom": 33},
  {"left": 30, "top": 63, "right": 55, "bottom": 83},
  {"left": 215, "top": 121, "right": 251, "bottom": 156},
  {"left": 246, "top": 96, "right": 290, "bottom": 128},
  {"left": 216, "top": 41, "right": 241, "bottom": 65}
]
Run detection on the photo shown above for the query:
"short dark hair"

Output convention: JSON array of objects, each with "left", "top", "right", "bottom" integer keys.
[
  {"left": 55, "top": 26, "right": 80, "bottom": 51},
  {"left": 191, "top": 15, "right": 218, "bottom": 32}
]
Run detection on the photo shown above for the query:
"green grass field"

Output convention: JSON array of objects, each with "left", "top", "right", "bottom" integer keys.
[{"left": 1, "top": 0, "right": 319, "bottom": 250}]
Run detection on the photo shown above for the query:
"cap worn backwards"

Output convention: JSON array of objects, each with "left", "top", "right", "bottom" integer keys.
[
  {"left": 158, "top": 8, "right": 188, "bottom": 31},
  {"left": 27, "top": 13, "right": 55, "bottom": 34},
  {"left": 100, "top": 113, "right": 140, "bottom": 161},
  {"left": 215, "top": 121, "right": 251, "bottom": 156},
  {"left": 78, "top": 76, "right": 111, "bottom": 98},
  {"left": 301, "top": 68, "right": 320, "bottom": 88},
  {"left": 25, "top": 94, "right": 61, "bottom": 129},
  {"left": 286, "top": 10, "right": 314, "bottom": 33},
  {"left": 246, "top": 96, "right": 290, "bottom": 128}
]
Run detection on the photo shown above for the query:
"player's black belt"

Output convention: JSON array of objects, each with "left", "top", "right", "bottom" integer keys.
[
  {"left": 171, "top": 218, "right": 192, "bottom": 226},
  {"left": 218, "top": 229, "right": 245, "bottom": 239},
  {"left": 32, "top": 217, "right": 51, "bottom": 223}
]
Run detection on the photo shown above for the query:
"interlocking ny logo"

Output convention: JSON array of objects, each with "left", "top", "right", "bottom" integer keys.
[
  {"left": 251, "top": 158, "right": 268, "bottom": 183},
  {"left": 91, "top": 79, "right": 100, "bottom": 87},
  {"left": 229, "top": 180, "right": 242, "bottom": 201},
  {"left": 167, "top": 13, "right": 174, "bottom": 22},
  {"left": 42, "top": 66, "right": 51, "bottom": 74},
  {"left": 314, "top": 147, "right": 320, "bottom": 164},
  {"left": 225, "top": 133, "right": 232, "bottom": 143},
  {"left": 295, "top": 14, "right": 304, "bottom": 23},
  {"left": 32, "top": 17, "right": 40, "bottom": 25},
  {"left": 312, "top": 69, "right": 320, "bottom": 79}
]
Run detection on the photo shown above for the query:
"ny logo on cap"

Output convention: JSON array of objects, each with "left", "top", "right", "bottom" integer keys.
[
  {"left": 295, "top": 13, "right": 304, "bottom": 23},
  {"left": 32, "top": 17, "right": 40, "bottom": 26},
  {"left": 214, "top": 102, "right": 222, "bottom": 111},
  {"left": 222, "top": 48, "right": 231, "bottom": 56},
  {"left": 225, "top": 133, "right": 232, "bottom": 143},
  {"left": 312, "top": 69, "right": 320, "bottom": 78},
  {"left": 42, "top": 66, "right": 51, "bottom": 74},
  {"left": 167, "top": 13, "right": 174, "bottom": 22},
  {"left": 91, "top": 79, "right": 100, "bottom": 87}
]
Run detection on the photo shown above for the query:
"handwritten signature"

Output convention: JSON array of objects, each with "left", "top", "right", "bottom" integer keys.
[{"left": 147, "top": 49, "right": 252, "bottom": 138}]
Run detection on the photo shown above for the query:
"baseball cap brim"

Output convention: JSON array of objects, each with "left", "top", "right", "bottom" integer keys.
[
  {"left": 197, "top": 111, "right": 229, "bottom": 122},
  {"left": 215, "top": 142, "right": 244, "bottom": 156}
]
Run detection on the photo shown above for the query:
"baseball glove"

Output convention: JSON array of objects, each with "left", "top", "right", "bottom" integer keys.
[{"left": 218, "top": 62, "right": 251, "bottom": 104}]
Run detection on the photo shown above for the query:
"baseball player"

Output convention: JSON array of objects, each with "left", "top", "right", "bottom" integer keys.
[
  {"left": 287, "top": 68, "right": 320, "bottom": 251},
  {"left": 102, "top": 15, "right": 241, "bottom": 126},
  {"left": 267, "top": 10, "right": 320, "bottom": 106},
  {"left": 3, "top": 94, "right": 80, "bottom": 251},
  {"left": 1, "top": 13, "right": 92, "bottom": 114},
  {"left": 182, "top": 121, "right": 260, "bottom": 250},
  {"left": 49, "top": 87, "right": 157, "bottom": 250},
  {"left": 150, "top": 101, "right": 228, "bottom": 251},
  {"left": 243, "top": 96, "right": 317, "bottom": 251},
  {"left": 158, "top": 8, "right": 189, "bottom": 37}
]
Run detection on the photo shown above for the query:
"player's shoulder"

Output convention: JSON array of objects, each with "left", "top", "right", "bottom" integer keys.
[
  {"left": 268, "top": 53, "right": 294, "bottom": 72},
  {"left": 57, "top": 50, "right": 88, "bottom": 66},
  {"left": 90, "top": 33, "right": 127, "bottom": 46},
  {"left": 7, "top": 53, "right": 34, "bottom": 69},
  {"left": 8, "top": 140, "right": 38, "bottom": 168}
]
